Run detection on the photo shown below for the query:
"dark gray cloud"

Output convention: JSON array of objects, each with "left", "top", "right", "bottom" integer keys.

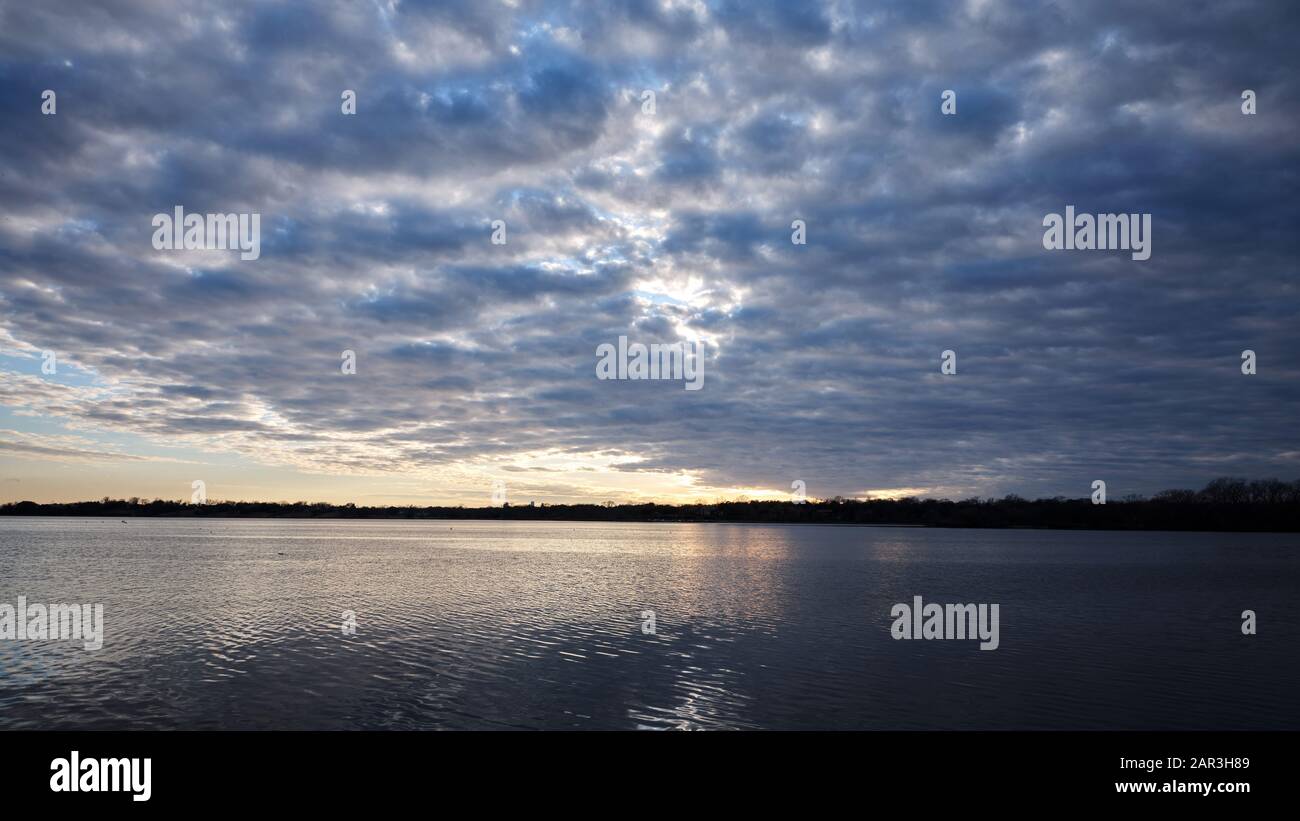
[{"left": 1, "top": 0, "right": 1298, "bottom": 501}]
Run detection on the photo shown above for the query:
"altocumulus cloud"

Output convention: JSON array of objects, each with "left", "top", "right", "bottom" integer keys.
[{"left": 1, "top": 0, "right": 1298, "bottom": 503}]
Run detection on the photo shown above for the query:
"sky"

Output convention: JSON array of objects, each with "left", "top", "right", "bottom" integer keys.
[{"left": 1, "top": 0, "right": 1298, "bottom": 506}]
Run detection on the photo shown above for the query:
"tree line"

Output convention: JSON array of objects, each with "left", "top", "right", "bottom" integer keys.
[{"left": 3, "top": 477, "right": 1299, "bottom": 532}]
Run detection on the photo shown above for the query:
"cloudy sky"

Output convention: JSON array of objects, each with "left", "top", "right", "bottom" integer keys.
[{"left": 1, "top": 0, "right": 1297, "bottom": 506}]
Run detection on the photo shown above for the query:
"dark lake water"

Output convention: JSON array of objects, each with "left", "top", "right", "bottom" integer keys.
[{"left": 1, "top": 517, "right": 1296, "bottom": 730}]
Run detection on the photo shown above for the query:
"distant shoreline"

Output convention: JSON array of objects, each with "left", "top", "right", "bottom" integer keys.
[
  {"left": 3, "top": 514, "right": 1298, "bottom": 536},
  {"left": 4, "top": 477, "right": 1299, "bottom": 533}
]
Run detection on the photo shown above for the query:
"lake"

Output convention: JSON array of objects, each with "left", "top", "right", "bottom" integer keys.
[{"left": 1, "top": 517, "right": 1296, "bottom": 730}]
